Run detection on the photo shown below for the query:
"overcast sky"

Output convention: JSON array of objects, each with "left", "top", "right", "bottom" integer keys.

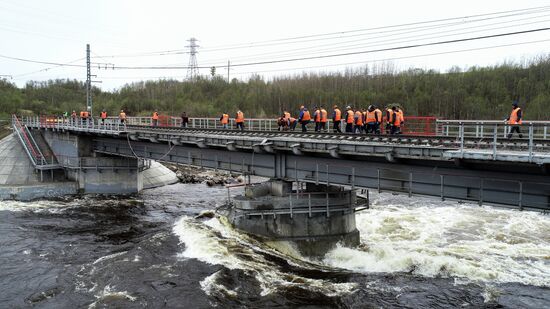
[{"left": 1, "top": 0, "right": 550, "bottom": 90}]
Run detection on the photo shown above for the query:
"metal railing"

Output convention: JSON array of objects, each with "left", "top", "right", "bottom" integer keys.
[
  {"left": 22, "top": 116, "right": 127, "bottom": 132},
  {"left": 11, "top": 115, "right": 59, "bottom": 169},
  {"left": 231, "top": 190, "right": 368, "bottom": 219},
  {"left": 437, "top": 120, "right": 550, "bottom": 139}
]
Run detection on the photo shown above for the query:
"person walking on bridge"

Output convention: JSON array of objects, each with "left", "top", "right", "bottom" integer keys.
[
  {"left": 391, "top": 106, "right": 404, "bottom": 134},
  {"left": 100, "top": 109, "right": 107, "bottom": 125},
  {"left": 385, "top": 105, "right": 394, "bottom": 134},
  {"left": 374, "top": 105, "right": 382, "bottom": 134},
  {"left": 313, "top": 106, "right": 321, "bottom": 132},
  {"left": 181, "top": 112, "right": 188, "bottom": 128},
  {"left": 365, "top": 105, "right": 378, "bottom": 134},
  {"left": 332, "top": 105, "right": 342, "bottom": 133},
  {"left": 506, "top": 100, "right": 523, "bottom": 138},
  {"left": 298, "top": 106, "right": 311, "bottom": 132},
  {"left": 119, "top": 110, "right": 126, "bottom": 127},
  {"left": 319, "top": 106, "right": 328, "bottom": 132},
  {"left": 345, "top": 106, "right": 354, "bottom": 133},
  {"left": 152, "top": 110, "right": 159, "bottom": 127},
  {"left": 71, "top": 110, "right": 77, "bottom": 126},
  {"left": 235, "top": 110, "right": 245, "bottom": 131},
  {"left": 220, "top": 112, "right": 229, "bottom": 129},
  {"left": 354, "top": 108, "right": 364, "bottom": 134}
]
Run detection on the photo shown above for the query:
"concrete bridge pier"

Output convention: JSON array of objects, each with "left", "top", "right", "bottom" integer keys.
[{"left": 222, "top": 180, "right": 365, "bottom": 257}]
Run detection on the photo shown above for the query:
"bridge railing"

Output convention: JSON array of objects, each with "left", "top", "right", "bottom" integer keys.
[
  {"left": 231, "top": 190, "right": 365, "bottom": 218},
  {"left": 436, "top": 120, "right": 550, "bottom": 139},
  {"left": 22, "top": 116, "right": 127, "bottom": 132},
  {"left": 122, "top": 115, "right": 438, "bottom": 134},
  {"left": 11, "top": 115, "right": 58, "bottom": 168}
]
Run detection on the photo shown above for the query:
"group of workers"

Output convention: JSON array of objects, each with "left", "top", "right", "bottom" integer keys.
[
  {"left": 276, "top": 104, "right": 405, "bottom": 134},
  {"left": 65, "top": 100, "right": 523, "bottom": 138}
]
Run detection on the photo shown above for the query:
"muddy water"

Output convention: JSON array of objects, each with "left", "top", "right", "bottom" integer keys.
[{"left": 0, "top": 183, "right": 548, "bottom": 308}]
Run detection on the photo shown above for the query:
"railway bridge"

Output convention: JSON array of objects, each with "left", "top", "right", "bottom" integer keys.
[{"left": 12, "top": 115, "right": 550, "bottom": 211}]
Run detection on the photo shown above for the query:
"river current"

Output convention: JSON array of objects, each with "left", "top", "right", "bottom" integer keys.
[{"left": 0, "top": 182, "right": 548, "bottom": 308}]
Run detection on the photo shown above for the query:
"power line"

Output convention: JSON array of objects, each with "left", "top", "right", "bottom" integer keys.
[
  {"left": 95, "top": 27, "right": 550, "bottom": 70},
  {"left": 93, "top": 5, "right": 550, "bottom": 58},
  {"left": 196, "top": 13, "right": 550, "bottom": 66},
  {"left": 230, "top": 39, "right": 550, "bottom": 76}
]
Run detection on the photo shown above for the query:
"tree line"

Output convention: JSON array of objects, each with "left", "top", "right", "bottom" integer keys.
[{"left": 1, "top": 55, "right": 549, "bottom": 120}]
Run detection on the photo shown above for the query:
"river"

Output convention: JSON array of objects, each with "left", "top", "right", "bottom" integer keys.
[{"left": 0, "top": 182, "right": 548, "bottom": 308}]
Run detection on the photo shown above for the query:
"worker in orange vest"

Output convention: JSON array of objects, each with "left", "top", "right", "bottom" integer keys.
[
  {"left": 119, "top": 110, "right": 126, "bottom": 124},
  {"left": 100, "top": 109, "right": 107, "bottom": 124},
  {"left": 506, "top": 100, "right": 523, "bottom": 138},
  {"left": 391, "top": 106, "right": 405, "bottom": 134},
  {"left": 319, "top": 106, "right": 328, "bottom": 132},
  {"left": 345, "top": 106, "right": 354, "bottom": 133},
  {"left": 235, "top": 110, "right": 245, "bottom": 131},
  {"left": 374, "top": 105, "right": 382, "bottom": 134},
  {"left": 298, "top": 105, "right": 311, "bottom": 132},
  {"left": 152, "top": 110, "right": 159, "bottom": 126},
  {"left": 365, "top": 105, "right": 378, "bottom": 134},
  {"left": 313, "top": 106, "right": 321, "bottom": 132},
  {"left": 385, "top": 106, "right": 394, "bottom": 134},
  {"left": 332, "top": 105, "right": 342, "bottom": 133},
  {"left": 354, "top": 108, "right": 364, "bottom": 134},
  {"left": 220, "top": 112, "right": 229, "bottom": 129}
]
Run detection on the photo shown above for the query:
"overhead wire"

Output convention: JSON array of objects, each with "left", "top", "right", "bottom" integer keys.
[
  {"left": 196, "top": 12, "right": 550, "bottom": 66},
  {"left": 93, "top": 5, "right": 550, "bottom": 58}
]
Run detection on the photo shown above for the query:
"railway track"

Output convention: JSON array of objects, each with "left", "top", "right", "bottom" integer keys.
[{"left": 125, "top": 125, "right": 550, "bottom": 151}]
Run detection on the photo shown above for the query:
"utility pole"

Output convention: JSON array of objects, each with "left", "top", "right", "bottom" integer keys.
[
  {"left": 86, "top": 44, "right": 92, "bottom": 115},
  {"left": 186, "top": 38, "right": 199, "bottom": 81},
  {"left": 227, "top": 60, "right": 230, "bottom": 83}
]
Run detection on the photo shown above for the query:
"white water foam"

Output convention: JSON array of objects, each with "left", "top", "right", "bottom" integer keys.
[
  {"left": 173, "top": 215, "right": 356, "bottom": 297},
  {"left": 323, "top": 193, "right": 550, "bottom": 287},
  {"left": 88, "top": 284, "right": 137, "bottom": 309}
]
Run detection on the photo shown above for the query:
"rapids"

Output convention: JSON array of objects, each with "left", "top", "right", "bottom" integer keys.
[{"left": 0, "top": 183, "right": 548, "bottom": 308}]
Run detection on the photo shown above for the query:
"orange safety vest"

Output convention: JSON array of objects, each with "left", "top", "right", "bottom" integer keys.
[
  {"left": 119, "top": 112, "right": 126, "bottom": 120},
  {"left": 284, "top": 112, "right": 291, "bottom": 120},
  {"left": 386, "top": 108, "right": 394, "bottom": 124},
  {"left": 366, "top": 110, "right": 377, "bottom": 123},
  {"left": 334, "top": 108, "right": 341, "bottom": 121},
  {"left": 236, "top": 111, "right": 244, "bottom": 123},
  {"left": 221, "top": 113, "right": 229, "bottom": 124},
  {"left": 301, "top": 110, "right": 311, "bottom": 121},
  {"left": 346, "top": 110, "right": 354, "bottom": 124},
  {"left": 354, "top": 111, "right": 364, "bottom": 126},
  {"left": 152, "top": 112, "right": 159, "bottom": 120},
  {"left": 509, "top": 107, "right": 522, "bottom": 125},
  {"left": 100, "top": 111, "right": 107, "bottom": 119},
  {"left": 314, "top": 110, "right": 321, "bottom": 122},
  {"left": 79, "top": 111, "right": 85, "bottom": 118},
  {"left": 393, "top": 110, "right": 403, "bottom": 127},
  {"left": 374, "top": 109, "right": 382, "bottom": 123},
  {"left": 320, "top": 109, "right": 327, "bottom": 122}
]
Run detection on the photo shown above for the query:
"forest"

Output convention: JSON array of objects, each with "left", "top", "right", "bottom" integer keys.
[{"left": 1, "top": 55, "right": 549, "bottom": 120}]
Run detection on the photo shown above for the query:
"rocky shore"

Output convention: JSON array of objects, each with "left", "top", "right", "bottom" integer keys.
[{"left": 163, "top": 164, "right": 242, "bottom": 186}]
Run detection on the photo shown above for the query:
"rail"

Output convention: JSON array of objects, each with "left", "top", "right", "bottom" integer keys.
[
  {"left": 121, "top": 115, "right": 438, "bottom": 135},
  {"left": 19, "top": 116, "right": 550, "bottom": 164}
]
